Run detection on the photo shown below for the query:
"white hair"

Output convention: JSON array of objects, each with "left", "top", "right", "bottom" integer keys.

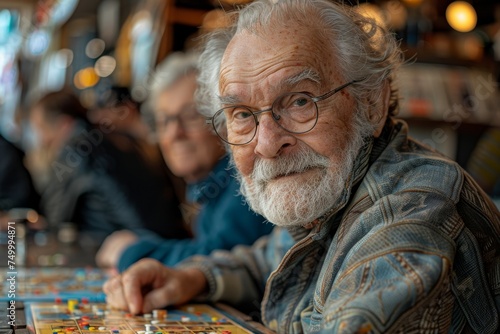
[
  {"left": 148, "top": 51, "right": 200, "bottom": 107},
  {"left": 196, "top": 0, "right": 403, "bottom": 138}
]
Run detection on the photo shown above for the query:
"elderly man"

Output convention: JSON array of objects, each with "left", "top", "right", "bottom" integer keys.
[{"left": 104, "top": 1, "right": 500, "bottom": 333}]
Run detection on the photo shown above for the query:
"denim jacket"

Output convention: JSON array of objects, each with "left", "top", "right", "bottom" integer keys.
[{"left": 178, "top": 119, "right": 500, "bottom": 333}]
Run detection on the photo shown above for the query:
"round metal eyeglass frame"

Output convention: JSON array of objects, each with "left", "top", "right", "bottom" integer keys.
[
  {"left": 155, "top": 105, "right": 206, "bottom": 134},
  {"left": 206, "top": 79, "right": 360, "bottom": 146}
]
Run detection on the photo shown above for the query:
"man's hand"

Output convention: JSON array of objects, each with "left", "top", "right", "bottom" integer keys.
[
  {"left": 103, "top": 258, "right": 207, "bottom": 314},
  {"left": 95, "top": 230, "right": 138, "bottom": 268}
]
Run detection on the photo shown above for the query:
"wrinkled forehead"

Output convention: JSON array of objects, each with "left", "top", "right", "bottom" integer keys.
[{"left": 219, "top": 22, "right": 339, "bottom": 93}]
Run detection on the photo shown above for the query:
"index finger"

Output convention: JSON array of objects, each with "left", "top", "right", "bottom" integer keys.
[{"left": 121, "top": 259, "right": 164, "bottom": 314}]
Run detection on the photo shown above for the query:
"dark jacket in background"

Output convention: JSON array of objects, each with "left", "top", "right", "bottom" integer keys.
[
  {"left": 40, "top": 121, "right": 189, "bottom": 243},
  {"left": 0, "top": 134, "right": 39, "bottom": 212}
]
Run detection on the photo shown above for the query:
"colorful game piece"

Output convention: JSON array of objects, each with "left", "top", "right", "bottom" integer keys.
[
  {"left": 67, "top": 299, "right": 78, "bottom": 312},
  {"left": 152, "top": 310, "right": 166, "bottom": 319}
]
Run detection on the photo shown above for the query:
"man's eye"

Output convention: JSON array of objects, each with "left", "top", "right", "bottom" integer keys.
[
  {"left": 233, "top": 108, "right": 253, "bottom": 120},
  {"left": 293, "top": 97, "right": 309, "bottom": 107}
]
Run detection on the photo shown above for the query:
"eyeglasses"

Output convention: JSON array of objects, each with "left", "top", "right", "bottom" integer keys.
[
  {"left": 155, "top": 105, "right": 206, "bottom": 133},
  {"left": 206, "top": 80, "right": 359, "bottom": 145}
]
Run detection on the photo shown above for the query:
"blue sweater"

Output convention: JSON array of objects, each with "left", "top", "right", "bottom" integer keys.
[{"left": 117, "top": 155, "right": 273, "bottom": 272}]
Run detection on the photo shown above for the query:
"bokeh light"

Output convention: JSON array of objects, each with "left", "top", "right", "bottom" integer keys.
[
  {"left": 85, "top": 38, "right": 106, "bottom": 59},
  {"left": 74, "top": 67, "right": 99, "bottom": 89},
  {"left": 446, "top": 1, "right": 477, "bottom": 33},
  {"left": 94, "top": 55, "right": 116, "bottom": 77},
  {"left": 357, "top": 3, "right": 385, "bottom": 28},
  {"left": 382, "top": 1, "right": 408, "bottom": 31},
  {"left": 55, "top": 49, "right": 74, "bottom": 68}
]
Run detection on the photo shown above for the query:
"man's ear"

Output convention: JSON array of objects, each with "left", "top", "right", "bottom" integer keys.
[{"left": 371, "top": 81, "right": 390, "bottom": 138}]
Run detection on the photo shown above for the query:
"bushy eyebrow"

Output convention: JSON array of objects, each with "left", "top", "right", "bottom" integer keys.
[
  {"left": 282, "top": 69, "right": 321, "bottom": 87},
  {"left": 218, "top": 68, "right": 322, "bottom": 106},
  {"left": 218, "top": 94, "right": 241, "bottom": 105}
]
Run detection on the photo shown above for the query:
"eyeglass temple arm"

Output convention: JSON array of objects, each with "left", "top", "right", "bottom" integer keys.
[{"left": 313, "top": 78, "right": 364, "bottom": 103}]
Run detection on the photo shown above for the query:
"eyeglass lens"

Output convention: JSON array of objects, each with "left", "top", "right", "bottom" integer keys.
[{"left": 156, "top": 107, "right": 205, "bottom": 133}]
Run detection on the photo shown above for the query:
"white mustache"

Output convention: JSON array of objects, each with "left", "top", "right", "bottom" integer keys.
[{"left": 251, "top": 146, "right": 330, "bottom": 182}]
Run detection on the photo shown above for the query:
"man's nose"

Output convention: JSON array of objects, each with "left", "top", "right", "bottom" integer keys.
[
  {"left": 253, "top": 113, "right": 296, "bottom": 158},
  {"left": 168, "top": 118, "right": 187, "bottom": 139}
]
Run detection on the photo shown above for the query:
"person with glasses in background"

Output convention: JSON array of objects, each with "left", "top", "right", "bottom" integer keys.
[
  {"left": 104, "top": 1, "right": 500, "bottom": 332},
  {"left": 96, "top": 52, "right": 273, "bottom": 272},
  {"left": 29, "top": 90, "right": 188, "bottom": 246}
]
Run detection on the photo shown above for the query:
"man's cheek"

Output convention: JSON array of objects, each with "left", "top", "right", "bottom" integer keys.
[{"left": 232, "top": 147, "right": 254, "bottom": 177}]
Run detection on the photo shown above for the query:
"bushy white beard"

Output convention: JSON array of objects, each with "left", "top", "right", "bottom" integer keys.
[{"left": 239, "top": 139, "right": 361, "bottom": 227}]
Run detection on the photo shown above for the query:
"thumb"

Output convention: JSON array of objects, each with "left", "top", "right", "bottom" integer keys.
[{"left": 142, "top": 286, "right": 178, "bottom": 313}]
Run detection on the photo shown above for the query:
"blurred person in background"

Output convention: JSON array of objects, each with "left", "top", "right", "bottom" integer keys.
[
  {"left": 0, "top": 133, "right": 40, "bottom": 228},
  {"left": 29, "top": 89, "right": 189, "bottom": 245},
  {"left": 88, "top": 86, "right": 151, "bottom": 142},
  {"left": 95, "top": 52, "right": 273, "bottom": 271}
]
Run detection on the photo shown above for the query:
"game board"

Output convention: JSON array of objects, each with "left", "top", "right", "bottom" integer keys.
[
  {"left": 28, "top": 302, "right": 263, "bottom": 334},
  {"left": 0, "top": 268, "right": 107, "bottom": 302}
]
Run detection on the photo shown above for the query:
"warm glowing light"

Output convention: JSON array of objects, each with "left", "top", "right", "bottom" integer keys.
[
  {"left": 74, "top": 67, "right": 99, "bottom": 89},
  {"left": 357, "top": 3, "right": 385, "bottom": 28},
  {"left": 202, "top": 9, "right": 232, "bottom": 31},
  {"left": 401, "top": 0, "right": 423, "bottom": 7},
  {"left": 382, "top": 1, "right": 408, "bottom": 30},
  {"left": 26, "top": 209, "right": 39, "bottom": 223},
  {"left": 446, "top": 1, "right": 477, "bottom": 33},
  {"left": 94, "top": 55, "right": 116, "bottom": 77}
]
